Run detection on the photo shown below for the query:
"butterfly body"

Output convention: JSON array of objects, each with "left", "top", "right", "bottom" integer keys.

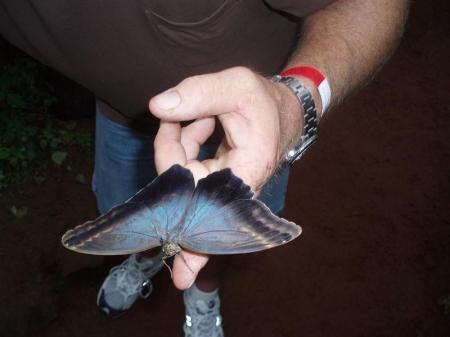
[
  {"left": 62, "top": 165, "right": 302, "bottom": 256},
  {"left": 162, "top": 241, "right": 182, "bottom": 259}
]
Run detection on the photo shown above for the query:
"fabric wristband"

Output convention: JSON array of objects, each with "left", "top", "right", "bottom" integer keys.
[{"left": 281, "top": 66, "right": 331, "bottom": 114}]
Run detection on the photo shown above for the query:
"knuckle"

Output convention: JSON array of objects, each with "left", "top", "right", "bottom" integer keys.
[
  {"left": 229, "top": 66, "right": 252, "bottom": 77},
  {"left": 179, "top": 75, "right": 202, "bottom": 94},
  {"left": 153, "top": 135, "right": 163, "bottom": 148},
  {"left": 180, "top": 74, "right": 213, "bottom": 99},
  {"left": 153, "top": 130, "right": 167, "bottom": 148},
  {"left": 224, "top": 67, "right": 267, "bottom": 111},
  {"left": 230, "top": 67, "right": 261, "bottom": 87}
]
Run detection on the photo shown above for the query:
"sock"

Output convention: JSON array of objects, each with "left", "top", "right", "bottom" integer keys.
[{"left": 188, "top": 283, "right": 219, "bottom": 302}]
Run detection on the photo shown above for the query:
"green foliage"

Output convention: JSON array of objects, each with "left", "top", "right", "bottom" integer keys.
[
  {"left": 10, "top": 205, "right": 28, "bottom": 219},
  {"left": 438, "top": 295, "right": 450, "bottom": 317},
  {"left": 75, "top": 173, "right": 87, "bottom": 185},
  {"left": 0, "top": 54, "right": 91, "bottom": 189},
  {"left": 51, "top": 151, "right": 68, "bottom": 166}
]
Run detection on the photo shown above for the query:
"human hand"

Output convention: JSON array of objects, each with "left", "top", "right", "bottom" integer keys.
[{"left": 148, "top": 66, "right": 304, "bottom": 289}]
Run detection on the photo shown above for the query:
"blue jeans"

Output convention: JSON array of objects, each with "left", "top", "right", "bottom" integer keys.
[{"left": 92, "top": 108, "right": 289, "bottom": 215}]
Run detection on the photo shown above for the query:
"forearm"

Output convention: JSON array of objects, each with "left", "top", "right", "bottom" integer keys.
[
  {"left": 274, "top": 0, "right": 409, "bottom": 163},
  {"left": 285, "top": 0, "right": 410, "bottom": 117}
]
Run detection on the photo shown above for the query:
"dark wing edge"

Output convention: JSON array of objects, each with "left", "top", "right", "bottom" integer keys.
[
  {"left": 126, "top": 164, "right": 195, "bottom": 205},
  {"left": 195, "top": 168, "right": 253, "bottom": 204},
  {"left": 61, "top": 203, "right": 161, "bottom": 255},
  {"left": 176, "top": 168, "right": 254, "bottom": 236},
  {"left": 179, "top": 199, "right": 301, "bottom": 255}
]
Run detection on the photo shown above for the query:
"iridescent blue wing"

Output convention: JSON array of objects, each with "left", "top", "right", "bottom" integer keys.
[
  {"left": 177, "top": 169, "right": 301, "bottom": 255},
  {"left": 61, "top": 165, "right": 195, "bottom": 255}
]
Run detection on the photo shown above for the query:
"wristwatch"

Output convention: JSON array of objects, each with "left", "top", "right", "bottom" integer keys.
[{"left": 271, "top": 75, "right": 318, "bottom": 166}]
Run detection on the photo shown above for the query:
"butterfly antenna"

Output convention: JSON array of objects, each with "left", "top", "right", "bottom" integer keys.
[
  {"left": 162, "top": 258, "right": 174, "bottom": 279},
  {"left": 179, "top": 252, "right": 194, "bottom": 275}
]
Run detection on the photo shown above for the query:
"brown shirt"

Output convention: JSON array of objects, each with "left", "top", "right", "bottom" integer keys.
[{"left": 0, "top": 0, "right": 333, "bottom": 129}]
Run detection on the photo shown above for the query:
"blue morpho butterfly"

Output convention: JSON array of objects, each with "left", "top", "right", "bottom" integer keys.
[{"left": 61, "top": 165, "right": 301, "bottom": 262}]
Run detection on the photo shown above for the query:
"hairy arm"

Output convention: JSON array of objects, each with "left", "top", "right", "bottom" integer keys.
[
  {"left": 278, "top": 0, "right": 410, "bottom": 154},
  {"left": 150, "top": 0, "right": 410, "bottom": 289}
]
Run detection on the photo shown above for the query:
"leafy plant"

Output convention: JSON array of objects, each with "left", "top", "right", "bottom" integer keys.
[
  {"left": 10, "top": 205, "right": 28, "bottom": 219},
  {"left": 0, "top": 51, "right": 91, "bottom": 189},
  {"left": 438, "top": 295, "right": 450, "bottom": 317},
  {"left": 75, "top": 173, "right": 87, "bottom": 185}
]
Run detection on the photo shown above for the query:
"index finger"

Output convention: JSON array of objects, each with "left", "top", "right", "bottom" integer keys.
[{"left": 154, "top": 121, "right": 187, "bottom": 174}]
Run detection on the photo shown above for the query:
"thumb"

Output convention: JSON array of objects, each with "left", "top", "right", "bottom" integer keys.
[{"left": 149, "top": 67, "right": 259, "bottom": 121}]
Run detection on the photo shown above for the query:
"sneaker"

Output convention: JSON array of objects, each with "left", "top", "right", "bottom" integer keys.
[
  {"left": 97, "top": 252, "right": 163, "bottom": 317},
  {"left": 183, "top": 285, "right": 224, "bottom": 337}
]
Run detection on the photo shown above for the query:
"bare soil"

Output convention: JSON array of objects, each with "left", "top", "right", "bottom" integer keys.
[{"left": 0, "top": 1, "right": 449, "bottom": 336}]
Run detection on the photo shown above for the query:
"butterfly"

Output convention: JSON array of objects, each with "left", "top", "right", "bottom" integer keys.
[{"left": 61, "top": 165, "right": 301, "bottom": 260}]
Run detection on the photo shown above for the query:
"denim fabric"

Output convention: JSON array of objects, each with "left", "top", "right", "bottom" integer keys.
[{"left": 93, "top": 109, "right": 289, "bottom": 215}]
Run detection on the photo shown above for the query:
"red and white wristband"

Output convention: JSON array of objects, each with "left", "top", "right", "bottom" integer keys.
[{"left": 281, "top": 66, "right": 331, "bottom": 115}]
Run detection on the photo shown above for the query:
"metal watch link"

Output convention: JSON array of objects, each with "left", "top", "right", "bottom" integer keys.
[{"left": 271, "top": 75, "right": 318, "bottom": 166}]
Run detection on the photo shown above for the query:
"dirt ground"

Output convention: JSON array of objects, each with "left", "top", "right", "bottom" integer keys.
[{"left": 0, "top": 1, "right": 449, "bottom": 336}]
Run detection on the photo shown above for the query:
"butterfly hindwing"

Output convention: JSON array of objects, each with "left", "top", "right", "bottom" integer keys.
[
  {"left": 180, "top": 199, "right": 301, "bottom": 254},
  {"left": 176, "top": 169, "right": 253, "bottom": 235},
  {"left": 177, "top": 169, "right": 301, "bottom": 254},
  {"left": 61, "top": 165, "right": 195, "bottom": 255}
]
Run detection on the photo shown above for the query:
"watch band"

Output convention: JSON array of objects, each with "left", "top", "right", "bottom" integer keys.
[{"left": 272, "top": 75, "right": 318, "bottom": 165}]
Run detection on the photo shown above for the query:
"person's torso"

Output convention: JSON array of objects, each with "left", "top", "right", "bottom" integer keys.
[{"left": 0, "top": 0, "right": 333, "bottom": 126}]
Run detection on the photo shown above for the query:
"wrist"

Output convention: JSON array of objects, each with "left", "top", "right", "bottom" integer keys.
[
  {"left": 271, "top": 74, "right": 319, "bottom": 165},
  {"left": 282, "top": 66, "right": 331, "bottom": 118},
  {"left": 273, "top": 81, "right": 304, "bottom": 162},
  {"left": 292, "top": 76, "right": 323, "bottom": 120}
]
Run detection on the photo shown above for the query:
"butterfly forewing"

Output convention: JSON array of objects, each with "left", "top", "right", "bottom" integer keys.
[
  {"left": 61, "top": 165, "right": 195, "bottom": 255},
  {"left": 61, "top": 202, "right": 161, "bottom": 255}
]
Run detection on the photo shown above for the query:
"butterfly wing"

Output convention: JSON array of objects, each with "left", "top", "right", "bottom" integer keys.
[
  {"left": 177, "top": 169, "right": 301, "bottom": 255},
  {"left": 61, "top": 165, "right": 195, "bottom": 255}
]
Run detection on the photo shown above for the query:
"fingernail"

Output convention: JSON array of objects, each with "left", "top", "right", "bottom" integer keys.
[{"left": 154, "top": 90, "right": 181, "bottom": 110}]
